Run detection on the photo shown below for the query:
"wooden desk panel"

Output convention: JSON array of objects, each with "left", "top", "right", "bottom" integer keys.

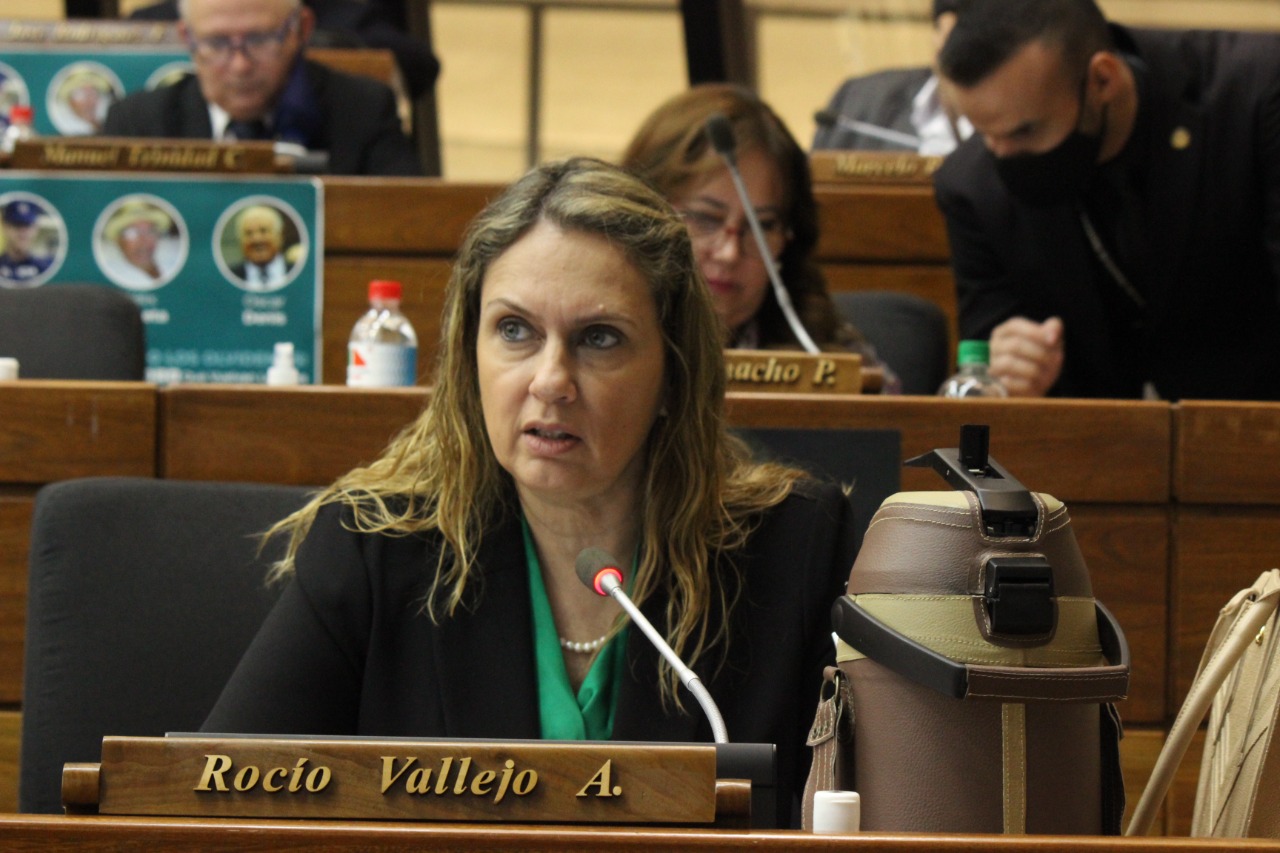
[
  {"left": 160, "top": 385, "right": 428, "bottom": 484},
  {"left": 1174, "top": 401, "right": 1280, "bottom": 505},
  {"left": 0, "top": 711, "right": 17, "bottom": 814},
  {"left": 1070, "top": 505, "right": 1169, "bottom": 725},
  {"left": 0, "top": 382, "right": 156, "bottom": 484},
  {"left": 1, "top": 813, "right": 1277, "bottom": 850},
  {"left": 324, "top": 179, "right": 504, "bottom": 254},
  {"left": 0, "top": 498, "right": 34, "bottom": 706},
  {"left": 813, "top": 185, "right": 949, "bottom": 263},
  {"left": 1170, "top": 507, "right": 1280, "bottom": 709},
  {"left": 724, "top": 395, "right": 1171, "bottom": 505}
]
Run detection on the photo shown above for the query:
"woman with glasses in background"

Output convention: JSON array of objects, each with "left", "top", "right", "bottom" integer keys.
[{"left": 622, "top": 84, "right": 898, "bottom": 391}]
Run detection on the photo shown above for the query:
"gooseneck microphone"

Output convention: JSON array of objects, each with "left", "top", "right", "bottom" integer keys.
[
  {"left": 813, "top": 108, "right": 922, "bottom": 150},
  {"left": 575, "top": 547, "right": 729, "bottom": 743},
  {"left": 703, "top": 113, "right": 821, "bottom": 355}
]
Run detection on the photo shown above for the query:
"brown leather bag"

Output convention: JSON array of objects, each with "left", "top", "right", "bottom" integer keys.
[
  {"left": 804, "top": 429, "right": 1128, "bottom": 834},
  {"left": 1127, "top": 569, "right": 1280, "bottom": 838}
]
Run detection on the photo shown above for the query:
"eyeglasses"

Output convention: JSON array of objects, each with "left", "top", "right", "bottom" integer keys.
[
  {"left": 186, "top": 10, "right": 300, "bottom": 66},
  {"left": 678, "top": 207, "right": 788, "bottom": 261}
]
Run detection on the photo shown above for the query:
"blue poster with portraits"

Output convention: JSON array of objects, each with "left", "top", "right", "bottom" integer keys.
[
  {"left": 0, "top": 46, "right": 191, "bottom": 136},
  {"left": 0, "top": 172, "right": 322, "bottom": 384}
]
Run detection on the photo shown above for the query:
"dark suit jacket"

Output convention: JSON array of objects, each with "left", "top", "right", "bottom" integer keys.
[
  {"left": 102, "top": 60, "right": 422, "bottom": 177},
  {"left": 201, "top": 480, "right": 858, "bottom": 827},
  {"left": 934, "top": 26, "right": 1280, "bottom": 400},
  {"left": 129, "top": 0, "right": 439, "bottom": 98},
  {"left": 813, "top": 66, "right": 931, "bottom": 150}
]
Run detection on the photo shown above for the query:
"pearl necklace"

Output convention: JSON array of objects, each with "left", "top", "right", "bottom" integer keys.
[{"left": 559, "top": 633, "right": 609, "bottom": 654}]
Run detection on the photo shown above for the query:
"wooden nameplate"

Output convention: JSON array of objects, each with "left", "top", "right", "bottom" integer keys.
[
  {"left": 8, "top": 137, "right": 279, "bottom": 173},
  {"left": 726, "top": 350, "right": 874, "bottom": 394},
  {"left": 809, "top": 150, "right": 943, "bottom": 185},
  {"left": 63, "top": 736, "right": 750, "bottom": 826}
]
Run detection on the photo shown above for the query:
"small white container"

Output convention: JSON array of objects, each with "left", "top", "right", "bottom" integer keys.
[
  {"left": 0, "top": 357, "right": 18, "bottom": 380},
  {"left": 812, "top": 790, "right": 860, "bottom": 834}
]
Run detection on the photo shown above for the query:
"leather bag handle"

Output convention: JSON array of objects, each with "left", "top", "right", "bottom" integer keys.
[
  {"left": 831, "top": 596, "right": 1130, "bottom": 702},
  {"left": 1124, "top": 569, "right": 1280, "bottom": 836}
]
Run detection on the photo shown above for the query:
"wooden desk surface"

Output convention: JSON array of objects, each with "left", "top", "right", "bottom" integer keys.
[{"left": 0, "top": 814, "right": 1277, "bottom": 851}]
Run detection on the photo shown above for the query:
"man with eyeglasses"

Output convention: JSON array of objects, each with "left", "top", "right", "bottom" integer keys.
[
  {"left": 103, "top": 0, "right": 421, "bottom": 176},
  {"left": 932, "top": 0, "right": 1280, "bottom": 401}
]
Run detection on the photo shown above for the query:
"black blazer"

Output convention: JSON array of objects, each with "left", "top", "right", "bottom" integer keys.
[
  {"left": 813, "top": 66, "right": 931, "bottom": 150},
  {"left": 201, "top": 480, "right": 857, "bottom": 827},
  {"left": 934, "top": 26, "right": 1280, "bottom": 400},
  {"left": 102, "top": 60, "right": 422, "bottom": 177}
]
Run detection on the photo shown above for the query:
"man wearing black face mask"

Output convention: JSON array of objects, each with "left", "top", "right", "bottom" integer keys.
[{"left": 932, "top": 0, "right": 1280, "bottom": 400}]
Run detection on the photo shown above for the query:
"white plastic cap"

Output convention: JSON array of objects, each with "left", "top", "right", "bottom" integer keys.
[
  {"left": 812, "top": 790, "right": 860, "bottom": 834},
  {"left": 265, "top": 342, "right": 300, "bottom": 386},
  {"left": 0, "top": 357, "right": 18, "bottom": 380}
]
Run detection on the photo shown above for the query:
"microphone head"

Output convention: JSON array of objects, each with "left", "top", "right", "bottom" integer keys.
[
  {"left": 575, "top": 547, "right": 624, "bottom": 597},
  {"left": 813, "top": 109, "right": 837, "bottom": 128},
  {"left": 704, "top": 112, "right": 737, "bottom": 165}
]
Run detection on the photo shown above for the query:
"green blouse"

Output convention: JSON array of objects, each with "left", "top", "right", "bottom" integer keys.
[{"left": 521, "top": 521, "right": 628, "bottom": 740}]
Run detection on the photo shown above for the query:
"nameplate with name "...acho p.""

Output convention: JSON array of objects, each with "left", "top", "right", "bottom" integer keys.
[
  {"left": 68, "top": 736, "right": 722, "bottom": 824},
  {"left": 725, "top": 350, "right": 870, "bottom": 394}
]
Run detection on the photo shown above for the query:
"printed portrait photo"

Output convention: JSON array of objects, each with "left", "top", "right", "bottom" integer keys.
[
  {"left": 0, "top": 192, "right": 66, "bottom": 288},
  {"left": 0, "top": 61, "right": 30, "bottom": 133},
  {"left": 215, "top": 198, "right": 308, "bottom": 293},
  {"left": 93, "top": 194, "right": 189, "bottom": 291},
  {"left": 46, "top": 61, "right": 124, "bottom": 136}
]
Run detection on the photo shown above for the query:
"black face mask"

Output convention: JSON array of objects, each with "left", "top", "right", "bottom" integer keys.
[{"left": 993, "top": 82, "right": 1107, "bottom": 208}]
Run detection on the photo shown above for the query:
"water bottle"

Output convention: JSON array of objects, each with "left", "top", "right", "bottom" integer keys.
[
  {"left": 938, "top": 339, "right": 1007, "bottom": 398},
  {"left": 265, "top": 341, "right": 301, "bottom": 386},
  {"left": 347, "top": 279, "right": 418, "bottom": 387},
  {"left": 1, "top": 105, "right": 35, "bottom": 155}
]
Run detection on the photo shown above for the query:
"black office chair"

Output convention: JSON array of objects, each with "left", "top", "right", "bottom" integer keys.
[
  {"left": 734, "top": 428, "right": 901, "bottom": 545},
  {"left": 833, "top": 291, "right": 950, "bottom": 396},
  {"left": 0, "top": 285, "right": 145, "bottom": 380},
  {"left": 19, "top": 477, "right": 312, "bottom": 814}
]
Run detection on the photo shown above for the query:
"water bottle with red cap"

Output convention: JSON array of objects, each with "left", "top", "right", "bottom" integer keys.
[{"left": 346, "top": 279, "right": 418, "bottom": 387}]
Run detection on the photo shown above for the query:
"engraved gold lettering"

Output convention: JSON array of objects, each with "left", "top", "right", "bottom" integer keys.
[
  {"left": 452, "top": 757, "right": 473, "bottom": 794},
  {"left": 576, "top": 759, "right": 619, "bottom": 798},
  {"left": 194, "top": 754, "right": 232, "bottom": 791},
  {"left": 380, "top": 756, "right": 415, "bottom": 793},
  {"left": 306, "top": 766, "right": 331, "bottom": 791},
  {"left": 406, "top": 766, "right": 434, "bottom": 793},
  {"left": 812, "top": 358, "right": 836, "bottom": 386},
  {"left": 233, "top": 765, "right": 260, "bottom": 791},
  {"left": 512, "top": 769, "right": 538, "bottom": 796},
  {"left": 493, "top": 759, "right": 515, "bottom": 804},
  {"left": 469, "top": 769, "right": 496, "bottom": 795},
  {"left": 288, "top": 758, "right": 308, "bottom": 792},
  {"left": 434, "top": 757, "right": 454, "bottom": 794},
  {"left": 262, "top": 766, "right": 287, "bottom": 792}
]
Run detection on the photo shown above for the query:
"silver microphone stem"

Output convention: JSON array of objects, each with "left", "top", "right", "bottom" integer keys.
[
  {"left": 599, "top": 573, "right": 729, "bottom": 744},
  {"left": 829, "top": 115, "right": 921, "bottom": 149},
  {"left": 720, "top": 161, "right": 821, "bottom": 355}
]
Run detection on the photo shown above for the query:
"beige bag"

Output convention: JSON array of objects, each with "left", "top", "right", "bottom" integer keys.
[{"left": 1126, "top": 569, "right": 1280, "bottom": 837}]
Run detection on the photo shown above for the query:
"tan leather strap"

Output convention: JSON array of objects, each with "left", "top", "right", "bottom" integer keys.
[
  {"left": 802, "top": 666, "right": 855, "bottom": 830},
  {"left": 1002, "top": 702, "right": 1027, "bottom": 834}
]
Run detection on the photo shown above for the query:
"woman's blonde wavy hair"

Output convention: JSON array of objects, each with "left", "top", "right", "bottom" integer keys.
[{"left": 265, "top": 157, "right": 802, "bottom": 700}]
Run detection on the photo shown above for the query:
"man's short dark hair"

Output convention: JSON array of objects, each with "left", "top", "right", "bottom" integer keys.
[
  {"left": 939, "top": 0, "right": 1113, "bottom": 87},
  {"left": 932, "top": 0, "right": 959, "bottom": 20}
]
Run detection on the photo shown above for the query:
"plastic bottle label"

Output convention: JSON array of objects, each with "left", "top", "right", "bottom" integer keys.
[{"left": 347, "top": 342, "right": 417, "bottom": 387}]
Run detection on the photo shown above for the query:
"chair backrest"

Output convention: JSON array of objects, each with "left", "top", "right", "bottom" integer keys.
[
  {"left": 833, "top": 291, "right": 950, "bottom": 396},
  {"left": 734, "top": 427, "right": 901, "bottom": 545},
  {"left": 19, "top": 477, "right": 312, "bottom": 814},
  {"left": 0, "top": 284, "right": 146, "bottom": 380}
]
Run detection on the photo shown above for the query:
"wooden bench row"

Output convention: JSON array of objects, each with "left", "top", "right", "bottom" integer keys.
[{"left": 5, "top": 383, "right": 1272, "bottom": 830}]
